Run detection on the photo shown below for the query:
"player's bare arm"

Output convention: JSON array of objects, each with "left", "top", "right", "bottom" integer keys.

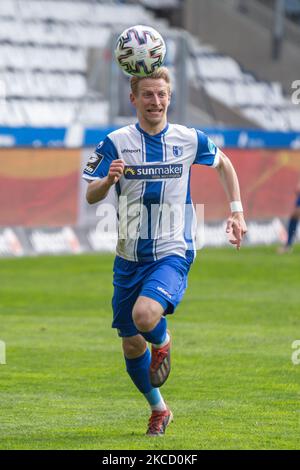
[
  {"left": 216, "top": 151, "right": 248, "bottom": 250},
  {"left": 86, "top": 159, "right": 124, "bottom": 204}
]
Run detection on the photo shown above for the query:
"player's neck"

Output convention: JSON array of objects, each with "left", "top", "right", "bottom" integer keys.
[{"left": 138, "top": 118, "right": 167, "bottom": 136}]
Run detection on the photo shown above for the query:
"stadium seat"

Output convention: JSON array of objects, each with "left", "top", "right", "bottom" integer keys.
[
  {"left": 0, "top": 0, "right": 16, "bottom": 19},
  {"left": 286, "top": 108, "right": 300, "bottom": 130},
  {"left": 0, "top": 0, "right": 294, "bottom": 129},
  {"left": 0, "top": 100, "right": 26, "bottom": 126},
  {"left": 192, "top": 38, "right": 293, "bottom": 130},
  {"left": 77, "top": 100, "right": 109, "bottom": 126}
]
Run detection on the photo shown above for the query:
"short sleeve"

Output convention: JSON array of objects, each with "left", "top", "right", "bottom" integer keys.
[
  {"left": 82, "top": 136, "right": 118, "bottom": 181},
  {"left": 194, "top": 130, "right": 220, "bottom": 167}
]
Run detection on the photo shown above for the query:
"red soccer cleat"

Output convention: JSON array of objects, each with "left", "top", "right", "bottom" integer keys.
[{"left": 146, "top": 408, "right": 173, "bottom": 436}]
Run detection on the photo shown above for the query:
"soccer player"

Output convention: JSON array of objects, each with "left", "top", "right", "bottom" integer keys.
[
  {"left": 83, "top": 67, "right": 247, "bottom": 436},
  {"left": 278, "top": 178, "right": 300, "bottom": 253}
]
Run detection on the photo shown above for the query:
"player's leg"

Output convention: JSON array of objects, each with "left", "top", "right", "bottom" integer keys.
[
  {"left": 280, "top": 205, "right": 300, "bottom": 253},
  {"left": 132, "top": 255, "right": 191, "bottom": 388},
  {"left": 122, "top": 334, "right": 166, "bottom": 408},
  {"left": 132, "top": 296, "right": 171, "bottom": 388},
  {"left": 112, "top": 276, "right": 172, "bottom": 436},
  {"left": 122, "top": 334, "right": 172, "bottom": 436},
  {"left": 286, "top": 206, "right": 300, "bottom": 248}
]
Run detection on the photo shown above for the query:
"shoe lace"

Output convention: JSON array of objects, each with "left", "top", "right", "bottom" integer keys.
[
  {"left": 151, "top": 347, "right": 168, "bottom": 369},
  {"left": 148, "top": 411, "right": 166, "bottom": 433}
]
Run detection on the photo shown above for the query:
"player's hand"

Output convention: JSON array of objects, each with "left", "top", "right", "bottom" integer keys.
[
  {"left": 226, "top": 212, "right": 247, "bottom": 250},
  {"left": 107, "top": 159, "right": 125, "bottom": 185}
]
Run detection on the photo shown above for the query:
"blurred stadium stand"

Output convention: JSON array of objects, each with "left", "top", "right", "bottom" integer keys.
[
  {"left": 184, "top": 0, "right": 300, "bottom": 130},
  {"left": 0, "top": 0, "right": 161, "bottom": 127},
  {"left": 0, "top": 0, "right": 299, "bottom": 130}
]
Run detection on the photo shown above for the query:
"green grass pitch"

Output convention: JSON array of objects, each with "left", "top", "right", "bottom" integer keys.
[{"left": 0, "top": 246, "right": 299, "bottom": 450}]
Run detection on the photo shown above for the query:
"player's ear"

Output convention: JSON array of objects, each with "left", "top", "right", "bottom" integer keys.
[{"left": 130, "top": 93, "right": 136, "bottom": 107}]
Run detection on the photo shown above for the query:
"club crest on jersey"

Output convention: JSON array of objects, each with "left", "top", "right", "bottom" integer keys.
[
  {"left": 173, "top": 146, "right": 183, "bottom": 157},
  {"left": 124, "top": 164, "right": 183, "bottom": 179}
]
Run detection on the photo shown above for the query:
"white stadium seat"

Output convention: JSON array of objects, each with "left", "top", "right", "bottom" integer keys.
[
  {"left": 0, "top": 100, "right": 26, "bottom": 126},
  {"left": 77, "top": 100, "right": 109, "bottom": 126},
  {"left": 242, "top": 107, "right": 290, "bottom": 131},
  {"left": 22, "top": 100, "right": 75, "bottom": 126},
  {"left": 19, "top": 99, "right": 109, "bottom": 127},
  {"left": 204, "top": 82, "right": 234, "bottom": 107},
  {"left": 286, "top": 109, "right": 300, "bottom": 131},
  {"left": 1, "top": 71, "right": 87, "bottom": 99},
  {"left": 193, "top": 39, "right": 292, "bottom": 130},
  {"left": 0, "top": 0, "right": 16, "bottom": 18},
  {"left": 196, "top": 56, "right": 243, "bottom": 81},
  {"left": 17, "top": 1, "right": 153, "bottom": 25},
  {"left": 0, "top": 0, "right": 293, "bottom": 129}
]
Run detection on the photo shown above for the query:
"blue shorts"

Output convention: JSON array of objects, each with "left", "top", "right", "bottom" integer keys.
[
  {"left": 112, "top": 255, "right": 192, "bottom": 337},
  {"left": 296, "top": 195, "right": 300, "bottom": 207}
]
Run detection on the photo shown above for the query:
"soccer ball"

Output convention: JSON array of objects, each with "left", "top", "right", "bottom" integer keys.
[{"left": 114, "top": 25, "right": 166, "bottom": 77}]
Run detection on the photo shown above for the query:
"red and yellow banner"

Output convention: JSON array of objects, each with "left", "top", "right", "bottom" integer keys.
[
  {"left": 191, "top": 149, "right": 300, "bottom": 221},
  {"left": 0, "top": 149, "right": 80, "bottom": 226},
  {"left": 0, "top": 148, "right": 299, "bottom": 227}
]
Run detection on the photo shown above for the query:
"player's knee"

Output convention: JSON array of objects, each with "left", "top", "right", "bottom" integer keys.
[
  {"left": 122, "top": 335, "right": 146, "bottom": 359},
  {"left": 132, "top": 302, "right": 159, "bottom": 332}
]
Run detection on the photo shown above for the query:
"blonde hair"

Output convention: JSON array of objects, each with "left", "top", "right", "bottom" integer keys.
[{"left": 130, "top": 67, "right": 171, "bottom": 96}]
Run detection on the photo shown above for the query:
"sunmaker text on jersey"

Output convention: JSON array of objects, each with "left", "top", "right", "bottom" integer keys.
[{"left": 124, "top": 163, "right": 183, "bottom": 179}]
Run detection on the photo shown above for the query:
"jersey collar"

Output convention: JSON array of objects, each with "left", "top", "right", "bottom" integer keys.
[{"left": 135, "top": 122, "right": 169, "bottom": 138}]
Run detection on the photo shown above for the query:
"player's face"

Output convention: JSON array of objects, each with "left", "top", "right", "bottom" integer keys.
[{"left": 130, "top": 78, "right": 171, "bottom": 132}]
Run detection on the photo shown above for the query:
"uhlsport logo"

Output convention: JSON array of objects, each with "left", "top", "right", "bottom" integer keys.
[
  {"left": 124, "top": 164, "right": 183, "bottom": 179},
  {"left": 121, "top": 148, "right": 141, "bottom": 154}
]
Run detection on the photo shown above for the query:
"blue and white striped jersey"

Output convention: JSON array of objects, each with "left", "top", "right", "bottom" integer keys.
[{"left": 83, "top": 123, "right": 220, "bottom": 263}]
